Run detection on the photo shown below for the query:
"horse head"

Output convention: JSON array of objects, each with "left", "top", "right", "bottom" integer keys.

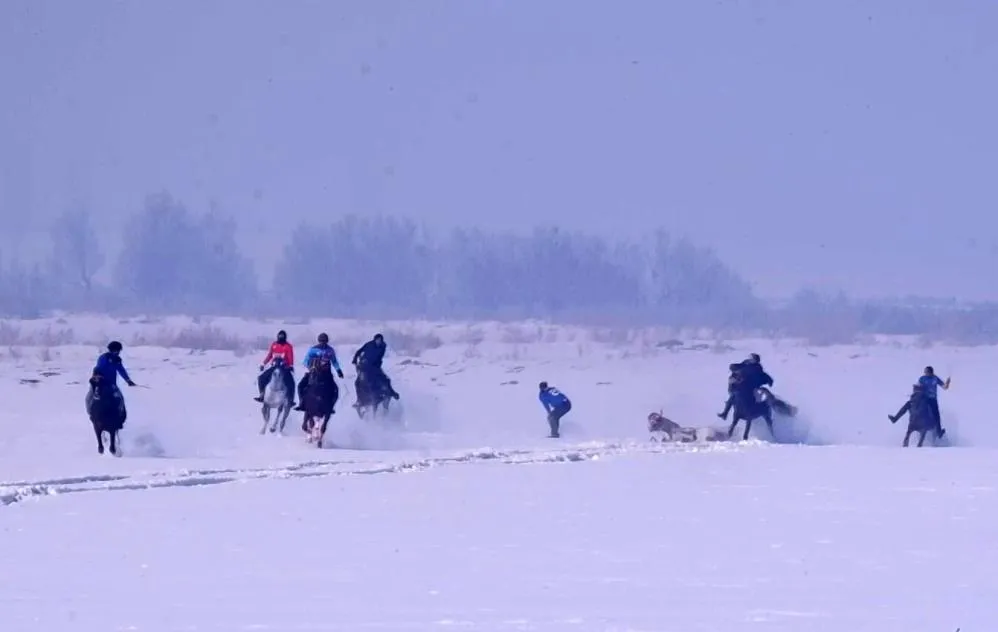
[{"left": 308, "top": 359, "right": 331, "bottom": 384}]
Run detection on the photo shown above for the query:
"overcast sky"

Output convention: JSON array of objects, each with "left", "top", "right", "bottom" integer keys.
[{"left": 2, "top": 0, "right": 996, "bottom": 299}]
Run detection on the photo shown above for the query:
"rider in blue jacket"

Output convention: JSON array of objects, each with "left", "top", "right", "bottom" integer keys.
[
  {"left": 88, "top": 341, "right": 136, "bottom": 417},
  {"left": 294, "top": 333, "right": 344, "bottom": 411}
]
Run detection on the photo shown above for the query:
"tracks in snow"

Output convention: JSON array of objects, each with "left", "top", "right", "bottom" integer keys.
[{"left": 1, "top": 439, "right": 765, "bottom": 507}]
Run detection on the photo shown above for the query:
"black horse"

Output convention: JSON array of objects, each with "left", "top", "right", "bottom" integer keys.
[
  {"left": 889, "top": 385, "right": 936, "bottom": 447},
  {"left": 86, "top": 377, "right": 126, "bottom": 455},
  {"left": 302, "top": 362, "right": 338, "bottom": 448},
  {"left": 727, "top": 387, "right": 775, "bottom": 441},
  {"left": 353, "top": 369, "right": 394, "bottom": 419}
]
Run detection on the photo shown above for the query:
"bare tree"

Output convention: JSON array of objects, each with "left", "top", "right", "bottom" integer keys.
[{"left": 48, "top": 207, "right": 104, "bottom": 294}]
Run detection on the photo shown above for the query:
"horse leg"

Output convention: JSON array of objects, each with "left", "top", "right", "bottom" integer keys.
[
  {"left": 903, "top": 427, "right": 913, "bottom": 447},
  {"left": 727, "top": 416, "right": 740, "bottom": 438},
  {"left": 916, "top": 429, "right": 927, "bottom": 447},
  {"left": 742, "top": 417, "right": 753, "bottom": 441},
  {"left": 260, "top": 405, "right": 270, "bottom": 434},
  {"left": 317, "top": 413, "right": 332, "bottom": 448},
  {"left": 268, "top": 401, "right": 281, "bottom": 433},
  {"left": 93, "top": 420, "right": 105, "bottom": 454},
  {"left": 278, "top": 404, "right": 289, "bottom": 433},
  {"left": 762, "top": 408, "right": 775, "bottom": 437},
  {"left": 109, "top": 429, "right": 118, "bottom": 456}
]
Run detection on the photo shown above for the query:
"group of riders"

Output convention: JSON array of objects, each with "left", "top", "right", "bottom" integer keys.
[
  {"left": 252, "top": 330, "right": 401, "bottom": 411},
  {"left": 84, "top": 331, "right": 401, "bottom": 437},
  {"left": 648, "top": 353, "right": 950, "bottom": 446},
  {"left": 83, "top": 335, "right": 951, "bottom": 450}
]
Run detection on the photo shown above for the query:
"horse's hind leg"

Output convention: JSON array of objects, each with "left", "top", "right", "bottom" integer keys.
[
  {"left": 260, "top": 406, "right": 270, "bottom": 434},
  {"left": 916, "top": 430, "right": 927, "bottom": 447},
  {"left": 903, "top": 428, "right": 913, "bottom": 447},
  {"left": 727, "top": 418, "right": 739, "bottom": 438},
  {"left": 742, "top": 418, "right": 753, "bottom": 441}
]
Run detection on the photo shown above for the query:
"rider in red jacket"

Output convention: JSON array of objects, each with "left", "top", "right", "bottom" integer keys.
[{"left": 254, "top": 330, "right": 296, "bottom": 403}]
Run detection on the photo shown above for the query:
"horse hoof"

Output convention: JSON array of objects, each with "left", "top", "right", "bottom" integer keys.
[{"left": 98, "top": 445, "right": 104, "bottom": 454}]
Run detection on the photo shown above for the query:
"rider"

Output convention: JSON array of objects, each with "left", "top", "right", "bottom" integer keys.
[
  {"left": 88, "top": 340, "right": 137, "bottom": 417},
  {"left": 718, "top": 354, "right": 772, "bottom": 419},
  {"left": 538, "top": 381, "right": 572, "bottom": 438},
  {"left": 352, "top": 333, "right": 400, "bottom": 400},
  {"left": 254, "top": 329, "right": 296, "bottom": 405},
  {"left": 917, "top": 366, "right": 950, "bottom": 438},
  {"left": 294, "top": 333, "right": 344, "bottom": 411}
]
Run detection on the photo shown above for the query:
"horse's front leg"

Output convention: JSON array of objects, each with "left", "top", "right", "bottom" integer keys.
[
  {"left": 727, "top": 417, "right": 739, "bottom": 438},
  {"left": 903, "top": 427, "right": 913, "bottom": 447},
  {"left": 742, "top": 418, "right": 753, "bottom": 441},
  {"left": 317, "top": 413, "right": 332, "bottom": 448},
  {"left": 108, "top": 429, "right": 118, "bottom": 456},
  {"left": 260, "top": 406, "right": 271, "bottom": 434},
  {"left": 916, "top": 430, "right": 927, "bottom": 447},
  {"left": 93, "top": 421, "right": 104, "bottom": 454}
]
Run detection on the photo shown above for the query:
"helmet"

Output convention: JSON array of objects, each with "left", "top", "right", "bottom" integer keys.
[
  {"left": 749, "top": 353, "right": 761, "bottom": 363},
  {"left": 539, "top": 381, "right": 548, "bottom": 390},
  {"left": 373, "top": 333, "right": 384, "bottom": 343},
  {"left": 107, "top": 341, "right": 123, "bottom": 353},
  {"left": 276, "top": 330, "right": 287, "bottom": 342},
  {"left": 924, "top": 366, "right": 934, "bottom": 375},
  {"left": 317, "top": 333, "right": 329, "bottom": 344}
]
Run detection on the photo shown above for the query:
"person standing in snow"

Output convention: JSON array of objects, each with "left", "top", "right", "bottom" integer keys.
[
  {"left": 539, "top": 381, "right": 572, "bottom": 438},
  {"left": 917, "top": 366, "right": 950, "bottom": 438}
]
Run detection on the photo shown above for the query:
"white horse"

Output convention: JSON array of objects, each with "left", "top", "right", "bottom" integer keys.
[{"left": 260, "top": 361, "right": 293, "bottom": 434}]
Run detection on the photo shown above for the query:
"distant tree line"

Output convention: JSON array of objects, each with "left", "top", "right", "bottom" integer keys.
[{"left": 2, "top": 190, "right": 998, "bottom": 343}]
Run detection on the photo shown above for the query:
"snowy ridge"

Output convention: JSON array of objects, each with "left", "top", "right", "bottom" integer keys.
[{"left": 1, "top": 438, "right": 766, "bottom": 506}]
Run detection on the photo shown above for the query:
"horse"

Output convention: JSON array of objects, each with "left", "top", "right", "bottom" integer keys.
[
  {"left": 890, "top": 387, "right": 936, "bottom": 447},
  {"left": 726, "top": 387, "right": 775, "bottom": 441},
  {"left": 353, "top": 369, "right": 393, "bottom": 419},
  {"left": 86, "top": 377, "right": 126, "bottom": 456},
  {"left": 259, "top": 358, "right": 293, "bottom": 435},
  {"left": 301, "top": 362, "right": 338, "bottom": 448}
]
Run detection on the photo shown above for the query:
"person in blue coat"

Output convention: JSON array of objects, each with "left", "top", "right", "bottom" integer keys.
[
  {"left": 294, "top": 333, "right": 344, "bottom": 411},
  {"left": 539, "top": 381, "right": 572, "bottom": 438},
  {"left": 87, "top": 340, "right": 137, "bottom": 418},
  {"left": 917, "top": 366, "right": 950, "bottom": 438}
]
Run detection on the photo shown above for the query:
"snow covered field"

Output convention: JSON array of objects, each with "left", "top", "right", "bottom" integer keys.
[{"left": 2, "top": 315, "right": 996, "bottom": 631}]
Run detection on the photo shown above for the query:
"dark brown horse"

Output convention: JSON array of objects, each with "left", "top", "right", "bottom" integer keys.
[
  {"left": 353, "top": 370, "right": 394, "bottom": 419},
  {"left": 889, "top": 385, "right": 935, "bottom": 447},
  {"left": 86, "top": 377, "right": 126, "bottom": 456},
  {"left": 302, "top": 362, "right": 338, "bottom": 448}
]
